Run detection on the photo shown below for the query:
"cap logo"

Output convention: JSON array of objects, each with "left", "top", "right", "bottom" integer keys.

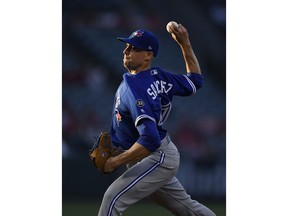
[{"left": 130, "top": 30, "right": 144, "bottom": 38}]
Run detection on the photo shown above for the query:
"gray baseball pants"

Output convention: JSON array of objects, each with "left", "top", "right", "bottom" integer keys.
[{"left": 98, "top": 135, "right": 216, "bottom": 216}]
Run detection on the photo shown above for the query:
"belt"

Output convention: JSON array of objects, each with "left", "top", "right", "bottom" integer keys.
[{"left": 161, "top": 134, "right": 171, "bottom": 146}]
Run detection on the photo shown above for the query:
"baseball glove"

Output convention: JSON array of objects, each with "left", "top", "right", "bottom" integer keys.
[{"left": 89, "top": 132, "right": 121, "bottom": 174}]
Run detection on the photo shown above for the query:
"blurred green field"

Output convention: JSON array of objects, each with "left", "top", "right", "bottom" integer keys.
[{"left": 63, "top": 200, "right": 225, "bottom": 216}]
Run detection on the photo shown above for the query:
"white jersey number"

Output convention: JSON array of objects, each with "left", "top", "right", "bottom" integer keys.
[{"left": 158, "top": 102, "right": 172, "bottom": 126}]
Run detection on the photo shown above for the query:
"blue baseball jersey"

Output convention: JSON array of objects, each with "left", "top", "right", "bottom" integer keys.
[{"left": 110, "top": 66, "right": 203, "bottom": 151}]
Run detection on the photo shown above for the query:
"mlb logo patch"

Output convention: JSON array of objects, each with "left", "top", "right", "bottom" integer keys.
[{"left": 151, "top": 69, "right": 158, "bottom": 75}]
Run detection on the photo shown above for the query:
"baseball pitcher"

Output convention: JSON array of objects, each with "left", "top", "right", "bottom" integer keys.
[{"left": 89, "top": 22, "right": 216, "bottom": 216}]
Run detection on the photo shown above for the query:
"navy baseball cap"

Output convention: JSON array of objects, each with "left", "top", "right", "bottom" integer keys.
[{"left": 117, "top": 29, "right": 159, "bottom": 57}]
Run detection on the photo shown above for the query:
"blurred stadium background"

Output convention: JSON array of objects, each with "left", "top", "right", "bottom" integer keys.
[{"left": 62, "top": 0, "right": 226, "bottom": 215}]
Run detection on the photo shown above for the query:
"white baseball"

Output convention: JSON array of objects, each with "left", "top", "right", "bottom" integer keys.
[{"left": 166, "top": 21, "right": 179, "bottom": 33}]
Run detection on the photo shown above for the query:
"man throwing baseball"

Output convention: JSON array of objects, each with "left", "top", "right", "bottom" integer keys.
[{"left": 96, "top": 22, "right": 216, "bottom": 216}]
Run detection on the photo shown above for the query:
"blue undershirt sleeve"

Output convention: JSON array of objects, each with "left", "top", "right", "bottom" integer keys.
[
  {"left": 136, "top": 119, "right": 161, "bottom": 152},
  {"left": 187, "top": 72, "right": 204, "bottom": 90}
]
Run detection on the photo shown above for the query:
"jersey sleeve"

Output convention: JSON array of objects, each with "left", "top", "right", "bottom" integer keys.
[
  {"left": 186, "top": 72, "right": 204, "bottom": 90},
  {"left": 136, "top": 118, "right": 161, "bottom": 152},
  {"left": 165, "top": 71, "right": 204, "bottom": 96}
]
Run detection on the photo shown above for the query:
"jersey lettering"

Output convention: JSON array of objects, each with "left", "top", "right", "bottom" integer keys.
[
  {"left": 147, "top": 80, "right": 173, "bottom": 100},
  {"left": 115, "top": 89, "right": 121, "bottom": 109}
]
